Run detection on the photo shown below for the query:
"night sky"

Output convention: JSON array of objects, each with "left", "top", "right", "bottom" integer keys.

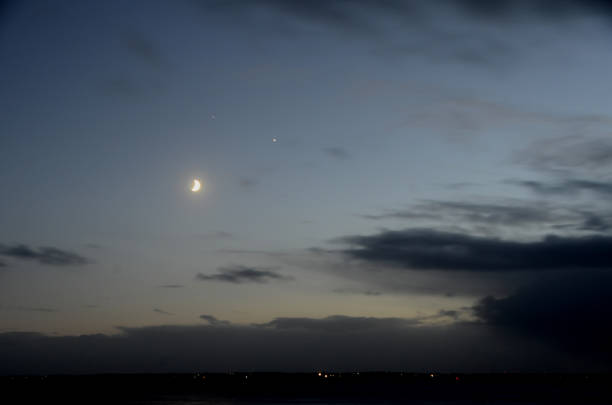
[{"left": 1, "top": 0, "right": 612, "bottom": 374}]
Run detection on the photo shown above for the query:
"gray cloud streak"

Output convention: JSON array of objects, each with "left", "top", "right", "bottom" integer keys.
[
  {"left": 516, "top": 179, "right": 612, "bottom": 198},
  {"left": 199, "top": 314, "right": 230, "bottom": 326},
  {"left": 153, "top": 308, "right": 174, "bottom": 316},
  {"left": 0, "top": 244, "right": 89, "bottom": 266},
  {"left": 324, "top": 147, "right": 350, "bottom": 160},
  {"left": 196, "top": 265, "right": 292, "bottom": 284}
]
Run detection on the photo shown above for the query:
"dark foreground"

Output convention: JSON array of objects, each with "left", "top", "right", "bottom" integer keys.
[{"left": 2, "top": 373, "right": 612, "bottom": 404}]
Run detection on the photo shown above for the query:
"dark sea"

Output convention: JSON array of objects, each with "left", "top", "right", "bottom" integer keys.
[{"left": 3, "top": 373, "right": 611, "bottom": 404}]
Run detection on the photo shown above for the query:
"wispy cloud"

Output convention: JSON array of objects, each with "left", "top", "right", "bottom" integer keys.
[
  {"left": 238, "top": 177, "right": 258, "bottom": 190},
  {"left": 517, "top": 135, "right": 612, "bottom": 173},
  {"left": 196, "top": 265, "right": 292, "bottom": 284},
  {"left": 324, "top": 147, "right": 350, "bottom": 160},
  {"left": 360, "top": 199, "right": 611, "bottom": 235},
  {"left": 194, "top": 231, "right": 234, "bottom": 240},
  {"left": 0, "top": 244, "right": 89, "bottom": 266},
  {"left": 121, "top": 31, "right": 166, "bottom": 69},
  {"left": 514, "top": 179, "right": 612, "bottom": 198},
  {"left": 199, "top": 314, "right": 231, "bottom": 326},
  {"left": 332, "top": 288, "right": 382, "bottom": 296},
  {"left": 1, "top": 305, "right": 58, "bottom": 313}
]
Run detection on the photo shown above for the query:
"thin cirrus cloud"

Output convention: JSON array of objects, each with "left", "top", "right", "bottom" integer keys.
[
  {"left": 0, "top": 306, "right": 58, "bottom": 313},
  {"left": 196, "top": 265, "right": 292, "bottom": 284},
  {"left": 361, "top": 199, "right": 612, "bottom": 234},
  {"left": 513, "top": 179, "right": 612, "bottom": 198},
  {"left": 362, "top": 200, "right": 561, "bottom": 226},
  {"left": 202, "top": 0, "right": 612, "bottom": 77},
  {"left": 332, "top": 288, "right": 382, "bottom": 296},
  {"left": 194, "top": 231, "right": 234, "bottom": 240},
  {"left": 153, "top": 308, "right": 174, "bottom": 316},
  {"left": 207, "top": 1, "right": 612, "bottom": 32},
  {"left": 0, "top": 244, "right": 89, "bottom": 266},
  {"left": 337, "top": 228, "right": 612, "bottom": 272}
]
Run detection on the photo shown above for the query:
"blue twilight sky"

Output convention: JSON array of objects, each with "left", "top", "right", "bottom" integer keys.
[{"left": 1, "top": 0, "right": 612, "bottom": 372}]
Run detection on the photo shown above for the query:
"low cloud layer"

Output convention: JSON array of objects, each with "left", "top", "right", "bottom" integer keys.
[
  {"left": 196, "top": 265, "right": 291, "bottom": 284},
  {"left": 0, "top": 314, "right": 596, "bottom": 375},
  {"left": 0, "top": 244, "right": 89, "bottom": 266}
]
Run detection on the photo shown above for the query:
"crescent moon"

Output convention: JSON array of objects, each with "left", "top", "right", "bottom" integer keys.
[{"left": 191, "top": 179, "right": 202, "bottom": 192}]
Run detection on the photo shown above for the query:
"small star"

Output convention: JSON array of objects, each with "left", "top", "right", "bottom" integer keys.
[{"left": 272, "top": 138, "right": 277, "bottom": 143}]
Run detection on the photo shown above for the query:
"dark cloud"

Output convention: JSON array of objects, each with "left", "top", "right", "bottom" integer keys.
[
  {"left": 199, "top": 314, "right": 230, "bottom": 326},
  {"left": 339, "top": 229, "right": 612, "bottom": 272},
  {"left": 472, "top": 271, "right": 612, "bottom": 356},
  {"left": 578, "top": 213, "right": 612, "bottom": 232},
  {"left": 259, "top": 315, "right": 418, "bottom": 332},
  {"left": 196, "top": 265, "right": 292, "bottom": 284},
  {"left": 158, "top": 284, "right": 183, "bottom": 289},
  {"left": 0, "top": 314, "right": 591, "bottom": 374},
  {"left": 0, "top": 244, "right": 89, "bottom": 266},
  {"left": 455, "top": 0, "right": 612, "bottom": 19},
  {"left": 324, "top": 147, "right": 350, "bottom": 160},
  {"left": 153, "top": 308, "right": 173, "bottom": 316}
]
